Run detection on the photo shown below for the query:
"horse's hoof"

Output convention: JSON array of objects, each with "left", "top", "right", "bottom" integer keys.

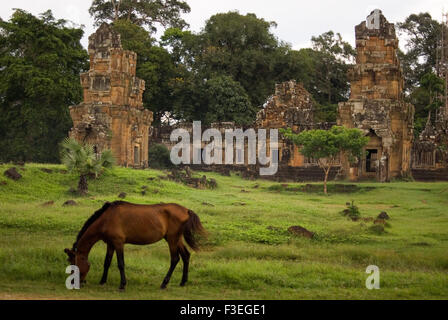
[
  {"left": 160, "top": 284, "right": 167, "bottom": 290},
  {"left": 179, "top": 282, "right": 186, "bottom": 287},
  {"left": 118, "top": 287, "right": 126, "bottom": 292},
  {"left": 99, "top": 282, "right": 106, "bottom": 286}
]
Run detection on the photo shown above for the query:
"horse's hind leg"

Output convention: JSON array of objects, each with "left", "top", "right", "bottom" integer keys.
[
  {"left": 100, "top": 243, "right": 114, "bottom": 285},
  {"left": 160, "top": 236, "right": 180, "bottom": 289},
  {"left": 179, "top": 243, "right": 190, "bottom": 287}
]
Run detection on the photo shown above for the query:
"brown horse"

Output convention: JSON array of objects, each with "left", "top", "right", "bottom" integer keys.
[{"left": 64, "top": 201, "right": 206, "bottom": 291}]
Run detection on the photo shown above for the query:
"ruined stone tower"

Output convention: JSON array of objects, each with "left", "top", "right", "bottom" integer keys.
[
  {"left": 338, "top": 10, "right": 414, "bottom": 181},
  {"left": 69, "top": 23, "right": 153, "bottom": 168}
]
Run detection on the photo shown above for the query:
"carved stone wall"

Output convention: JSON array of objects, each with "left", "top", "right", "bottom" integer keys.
[
  {"left": 338, "top": 10, "right": 414, "bottom": 181},
  {"left": 69, "top": 23, "right": 153, "bottom": 168}
]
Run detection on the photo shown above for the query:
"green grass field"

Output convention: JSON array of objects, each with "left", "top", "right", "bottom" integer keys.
[{"left": 0, "top": 163, "right": 447, "bottom": 300}]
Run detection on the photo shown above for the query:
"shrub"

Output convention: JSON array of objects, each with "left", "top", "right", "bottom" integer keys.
[
  {"left": 148, "top": 144, "right": 173, "bottom": 169},
  {"left": 341, "top": 201, "right": 361, "bottom": 219}
]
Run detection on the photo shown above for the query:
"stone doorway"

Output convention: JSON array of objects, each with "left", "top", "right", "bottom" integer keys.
[
  {"left": 134, "top": 146, "right": 140, "bottom": 166},
  {"left": 361, "top": 130, "right": 383, "bottom": 179},
  {"left": 366, "top": 149, "right": 378, "bottom": 173}
]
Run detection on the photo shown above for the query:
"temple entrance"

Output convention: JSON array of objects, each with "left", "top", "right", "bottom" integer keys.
[
  {"left": 361, "top": 130, "right": 383, "bottom": 179},
  {"left": 134, "top": 146, "right": 140, "bottom": 166},
  {"left": 366, "top": 149, "right": 378, "bottom": 172}
]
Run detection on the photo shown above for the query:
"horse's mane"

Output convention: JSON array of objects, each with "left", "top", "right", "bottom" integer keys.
[{"left": 72, "top": 201, "right": 124, "bottom": 250}]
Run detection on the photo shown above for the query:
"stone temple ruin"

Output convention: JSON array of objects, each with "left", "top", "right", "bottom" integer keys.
[
  {"left": 71, "top": 11, "right": 448, "bottom": 181},
  {"left": 338, "top": 9, "right": 415, "bottom": 182},
  {"left": 255, "top": 81, "right": 333, "bottom": 169},
  {"left": 69, "top": 23, "right": 153, "bottom": 168}
]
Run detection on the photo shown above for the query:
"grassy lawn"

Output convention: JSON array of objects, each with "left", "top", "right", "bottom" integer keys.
[{"left": 0, "top": 163, "right": 447, "bottom": 300}]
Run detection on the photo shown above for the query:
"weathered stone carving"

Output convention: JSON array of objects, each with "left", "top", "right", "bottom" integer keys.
[{"left": 69, "top": 23, "right": 153, "bottom": 168}]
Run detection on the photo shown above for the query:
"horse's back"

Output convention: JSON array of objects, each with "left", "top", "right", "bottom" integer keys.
[{"left": 101, "top": 202, "right": 190, "bottom": 244}]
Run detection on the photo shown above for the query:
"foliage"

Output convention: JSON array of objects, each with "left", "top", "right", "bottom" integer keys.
[
  {"left": 148, "top": 143, "right": 173, "bottom": 169},
  {"left": 281, "top": 126, "right": 368, "bottom": 164},
  {"left": 161, "top": 11, "right": 284, "bottom": 119},
  {"left": 310, "top": 31, "right": 355, "bottom": 105},
  {"left": 397, "top": 13, "right": 448, "bottom": 136},
  {"left": 397, "top": 13, "right": 443, "bottom": 91},
  {"left": 410, "top": 72, "right": 445, "bottom": 134},
  {"left": 281, "top": 126, "right": 369, "bottom": 194},
  {"left": 159, "top": 12, "right": 355, "bottom": 125},
  {"left": 340, "top": 201, "right": 361, "bottom": 219},
  {"left": 60, "top": 138, "right": 115, "bottom": 194},
  {"left": 89, "top": 0, "right": 191, "bottom": 33},
  {"left": 0, "top": 10, "right": 89, "bottom": 163},
  {"left": 171, "top": 75, "right": 257, "bottom": 126}
]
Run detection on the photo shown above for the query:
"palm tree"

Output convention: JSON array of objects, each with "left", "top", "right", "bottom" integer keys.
[{"left": 60, "top": 138, "right": 115, "bottom": 195}]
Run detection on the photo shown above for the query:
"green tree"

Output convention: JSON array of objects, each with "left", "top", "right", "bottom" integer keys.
[
  {"left": 397, "top": 13, "right": 443, "bottom": 90},
  {"left": 310, "top": 31, "right": 355, "bottom": 107},
  {"left": 0, "top": 10, "right": 89, "bottom": 163},
  {"left": 148, "top": 143, "right": 173, "bottom": 169},
  {"left": 162, "top": 12, "right": 291, "bottom": 116},
  {"left": 203, "top": 75, "right": 257, "bottom": 126},
  {"left": 60, "top": 138, "right": 115, "bottom": 195},
  {"left": 410, "top": 72, "right": 445, "bottom": 135},
  {"left": 281, "top": 126, "right": 368, "bottom": 195},
  {"left": 199, "top": 12, "right": 282, "bottom": 109},
  {"left": 89, "top": 0, "right": 191, "bottom": 33},
  {"left": 161, "top": 13, "right": 354, "bottom": 125},
  {"left": 420, "top": 72, "right": 445, "bottom": 112},
  {"left": 169, "top": 75, "right": 256, "bottom": 126}
]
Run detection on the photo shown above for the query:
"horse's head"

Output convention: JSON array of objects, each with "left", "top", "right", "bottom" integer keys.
[{"left": 64, "top": 248, "right": 91, "bottom": 284}]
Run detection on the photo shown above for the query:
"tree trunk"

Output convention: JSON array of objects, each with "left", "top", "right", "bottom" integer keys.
[
  {"left": 323, "top": 168, "right": 330, "bottom": 195},
  {"left": 78, "top": 174, "right": 88, "bottom": 195}
]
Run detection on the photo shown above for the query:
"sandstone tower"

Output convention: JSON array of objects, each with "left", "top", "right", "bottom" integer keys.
[
  {"left": 338, "top": 10, "right": 414, "bottom": 181},
  {"left": 69, "top": 23, "right": 153, "bottom": 168}
]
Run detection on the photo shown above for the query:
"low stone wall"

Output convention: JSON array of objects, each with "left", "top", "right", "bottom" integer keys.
[
  {"left": 189, "top": 164, "right": 340, "bottom": 182},
  {"left": 412, "top": 169, "right": 448, "bottom": 182}
]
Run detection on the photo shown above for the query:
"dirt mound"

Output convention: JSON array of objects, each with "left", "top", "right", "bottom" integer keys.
[
  {"left": 377, "top": 211, "right": 390, "bottom": 220},
  {"left": 4, "top": 167, "right": 22, "bottom": 181},
  {"left": 118, "top": 192, "right": 127, "bottom": 199},
  {"left": 288, "top": 226, "right": 314, "bottom": 239},
  {"left": 63, "top": 200, "right": 78, "bottom": 207}
]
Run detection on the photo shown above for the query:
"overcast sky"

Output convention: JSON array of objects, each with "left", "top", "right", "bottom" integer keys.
[{"left": 0, "top": 0, "right": 447, "bottom": 50}]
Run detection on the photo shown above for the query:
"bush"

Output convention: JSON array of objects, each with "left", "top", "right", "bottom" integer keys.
[
  {"left": 148, "top": 144, "right": 173, "bottom": 169},
  {"left": 341, "top": 201, "right": 361, "bottom": 219}
]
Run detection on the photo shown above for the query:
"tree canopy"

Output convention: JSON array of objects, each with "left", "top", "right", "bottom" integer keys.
[
  {"left": 0, "top": 9, "right": 89, "bottom": 163},
  {"left": 159, "top": 12, "right": 355, "bottom": 125},
  {"left": 398, "top": 12, "right": 448, "bottom": 134},
  {"left": 89, "top": 0, "right": 191, "bottom": 33}
]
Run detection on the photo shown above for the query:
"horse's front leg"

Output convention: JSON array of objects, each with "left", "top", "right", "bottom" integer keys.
[
  {"left": 100, "top": 243, "right": 114, "bottom": 285},
  {"left": 115, "top": 244, "right": 127, "bottom": 291}
]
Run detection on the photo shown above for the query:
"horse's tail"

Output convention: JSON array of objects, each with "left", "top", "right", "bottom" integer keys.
[{"left": 183, "top": 210, "right": 206, "bottom": 252}]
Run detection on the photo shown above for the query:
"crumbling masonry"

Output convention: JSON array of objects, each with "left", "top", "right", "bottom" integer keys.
[
  {"left": 338, "top": 10, "right": 414, "bottom": 182},
  {"left": 69, "top": 23, "right": 153, "bottom": 168}
]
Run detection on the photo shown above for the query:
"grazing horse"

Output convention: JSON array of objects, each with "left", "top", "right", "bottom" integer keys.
[{"left": 64, "top": 201, "right": 206, "bottom": 291}]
